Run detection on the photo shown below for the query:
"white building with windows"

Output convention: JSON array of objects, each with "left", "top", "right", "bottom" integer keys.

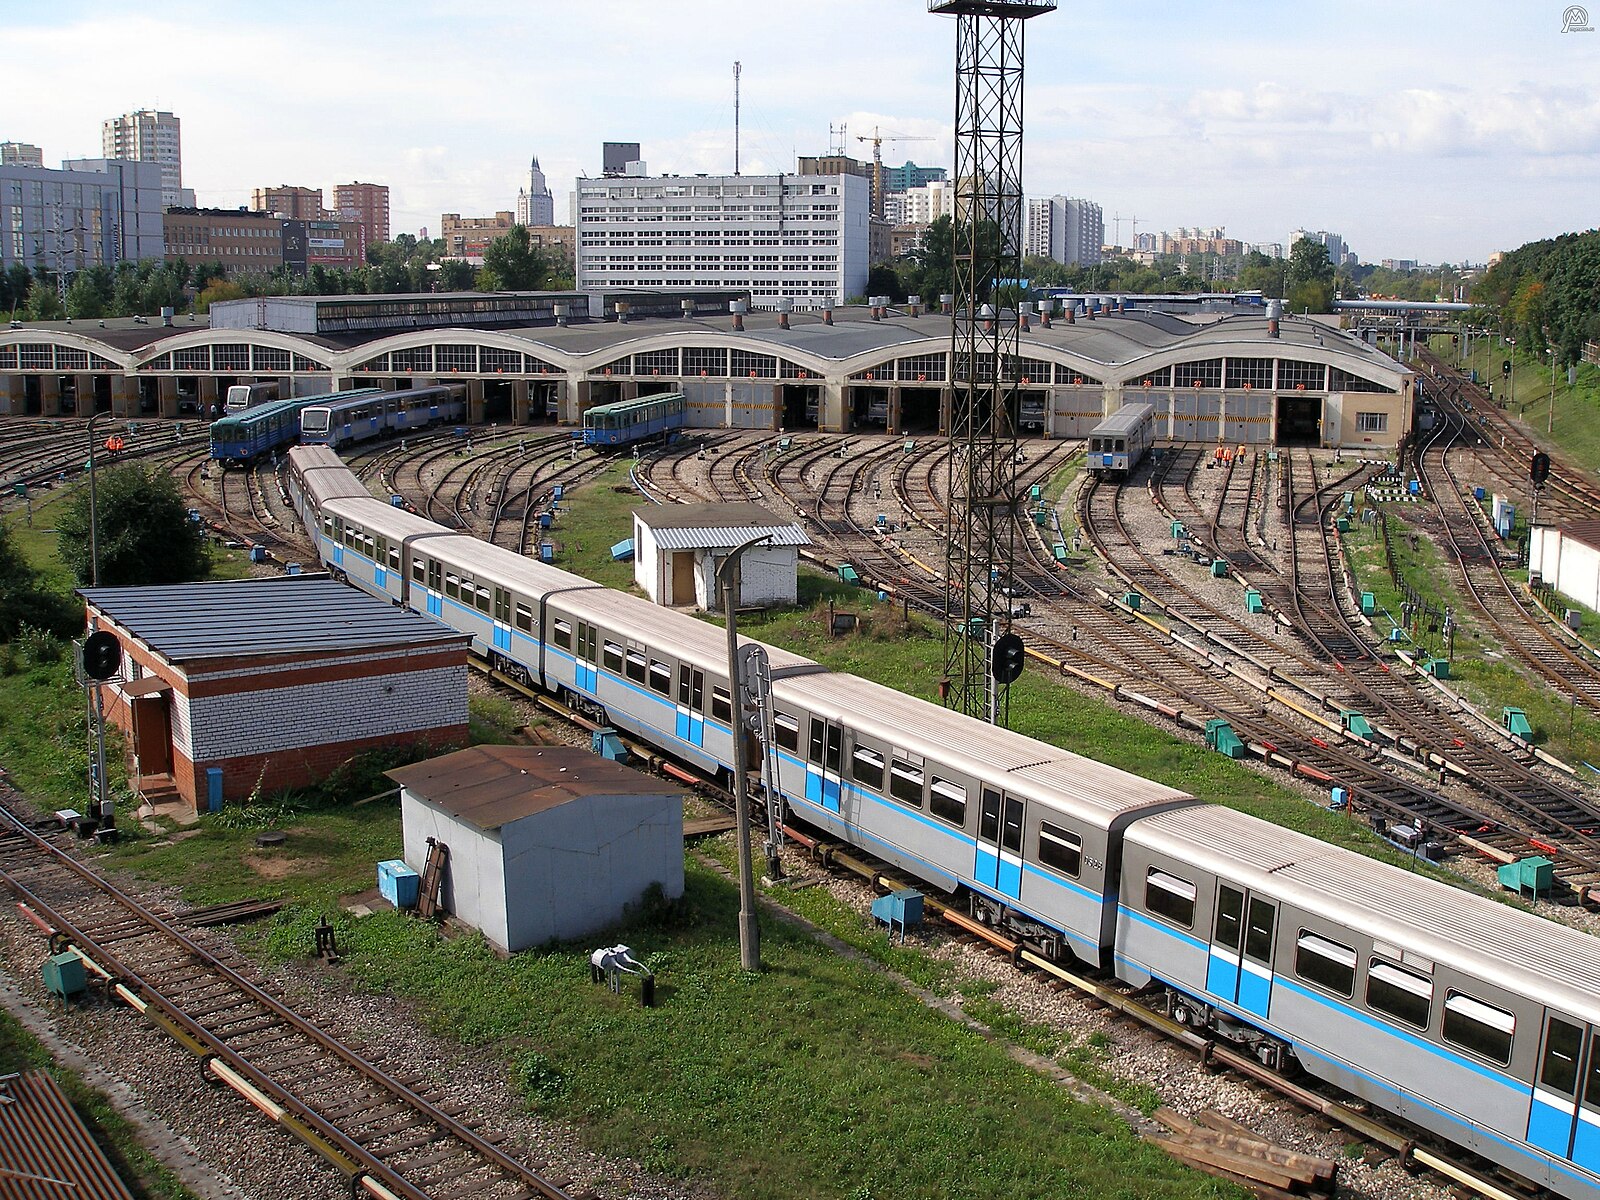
[
  {"left": 575, "top": 171, "right": 870, "bottom": 307},
  {"left": 1028, "top": 196, "right": 1103, "bottom": 267},
  {"left": 0, "top": 158, "right": 164, "bottom": 277},
  {"left": 101, "top": 109, "right": 193, "bottom": 209},
  {"left": 516, "top": 155, "right": 554, "bottom": 228}
]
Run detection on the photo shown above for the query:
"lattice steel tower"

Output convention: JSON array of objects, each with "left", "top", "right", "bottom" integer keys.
[{"left": 931, "top": 0, "right": 1054, "bottom": 724}]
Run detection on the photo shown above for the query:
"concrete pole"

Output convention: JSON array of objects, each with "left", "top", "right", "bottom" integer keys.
[{"left": 718, "top": 533, "right": 772, "bottom": 972}]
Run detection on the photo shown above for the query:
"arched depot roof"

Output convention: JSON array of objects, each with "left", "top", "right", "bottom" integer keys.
[{"left": 0, "top": 305, "right": 1410, "bottom": 395}]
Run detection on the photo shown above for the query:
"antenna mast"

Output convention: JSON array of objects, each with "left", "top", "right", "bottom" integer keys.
[{"left": 734, "top": 61, "right": 742, "bottom": 176}]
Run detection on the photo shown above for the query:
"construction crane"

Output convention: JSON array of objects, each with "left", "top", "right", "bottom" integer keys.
[{"left": 856, "top": 126, "right": 936, "bottom": 220}]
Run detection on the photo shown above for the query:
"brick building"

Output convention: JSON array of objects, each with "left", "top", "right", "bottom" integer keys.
[
  {"left": 335, "top": 181, "right": 390, "bottom": 244},
  {"left": 250, "top": 185, "right": 326, "bottom": 219},
  {"left": 441, "top": 211, "right": 517, "bottom": 259},
  {"left": 80, "top": 576, "right": 471, "bottom": 812}
]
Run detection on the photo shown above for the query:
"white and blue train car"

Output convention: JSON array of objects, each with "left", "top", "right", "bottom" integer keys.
[
  {"left": 762, "top": 670, "right": 1196, "bottom": 963},
  {"left": 1118, "top": 805, "right": 1600, "bottom": 1200},
  {"left": 301, "top": 385, "right": 466, "bottom": 450},
  {"left": 1086, "top": 402, "right": 1157, "bottom": 476}
]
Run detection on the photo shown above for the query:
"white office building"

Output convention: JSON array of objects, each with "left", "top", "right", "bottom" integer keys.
[
  {"left": 102, "top": 109, "right": 194, "bottom": 209},
  {"left": 0, "top": 158, "right": 165, "bottom": 277},
  {"left": 575, "top": 171, "right": 870, "bottom": 307},
  {"left": 1028, "top": 196, "right": 1103, "bottom": 267}
]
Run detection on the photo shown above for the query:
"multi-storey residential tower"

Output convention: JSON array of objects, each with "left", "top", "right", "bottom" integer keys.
[
  {"left": 101, "top": 109, "right": 192, "bottom": 208},
  {"left": 335, "top": 182, "right": 390, "bottom": 244}
]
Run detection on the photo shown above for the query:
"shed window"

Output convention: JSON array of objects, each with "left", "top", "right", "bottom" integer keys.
[
  {"left": 625, "top": 649, "right": 648, "bottom": 683},
  {"left": 603, "top": 641, "right": 623, "bottom": 672},
  {"left": 1367, "top": 961, "right": 1433, "bottom": 1030},
  {"left": 1145, "top": 868, "right": 1196, "bottom": 929},
  {"left": 648, "top": 659, "right": 672, "bottom": 696},
  {"left": 1294, "top": 932, "right": 1356, "bottom": 997},
  {"left": 851, "top": 746, "right": 884, "bottom": 792},
  {"left": 772, "top": 711, "right": 799, "bottom": 751},
  {"left": 929, "top": 777, "right": 966, "bottom": 826},
  {"left": 889, "top": 758, "right": 923, "bottom": 807},
  {"left": 1037, "top": 822, "right": 1081, "bottom": 877},
  {"left": 1443, "top": 993, "right": 1513, "bottom": 1064}
]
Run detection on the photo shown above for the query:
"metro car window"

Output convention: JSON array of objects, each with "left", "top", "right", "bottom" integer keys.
[
  {"left": 1145, "top": 868, "right": 1196, "bottom": 929},
  {"left": 551, "top": 619, "right": 571, "bottom": 648},
  {"left": 1367, "top": 961, "right": 1433, "bottom": 1030},
  {"left": 929, "top": 778, "right": 967, "bottom": 826},
  {"left": 603, "top": 641, "right": 623, "bottom": 672},
  {"left": 625, "top": 649, "right": 647, "bottom": 683},
  {"left": 516, "top": 604, "right": 534, "bottom": 633},
  {"left": 889, "top": 758, "right": 924, "bottom": 807},
  {"left": 772, "top": 712, "right": 798, "bottom": 750},
  {"left": 1037, "top": 823, "right": 1082, "bottom": 876},
  {"left": 712, "top": 688, "right": 732, "bottom": 723},
  {"left": 1442, "top": 993, "right": 1514, "bottom": 1066},
  {"left": 648, "top": 659, "right": 671, "bottom": 696},
  {"left": 1294, "top": 932, "right": 1355, "bottom": 997},
  {"left": 851, "top": 746, "right": 884, "bottom": 791}
]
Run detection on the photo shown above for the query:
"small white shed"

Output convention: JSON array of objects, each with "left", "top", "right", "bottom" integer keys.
[
  {"left": 387, "top": 744, "right": 685, "bottom": 953},
  {"left": 632, "top": 502, "right": 810, "bottom": 610},
  {"left": 1530, "top": 521, "right": 1600, "bottom": 613}
]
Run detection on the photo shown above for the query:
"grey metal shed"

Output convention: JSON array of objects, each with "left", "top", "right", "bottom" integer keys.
[{"left": 388, "top": 745, "right": 684, "bottom": 953}]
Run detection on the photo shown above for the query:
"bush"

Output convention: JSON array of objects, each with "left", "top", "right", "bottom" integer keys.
[{"left": 15, "top": 625, "right": 64, "bottom": 665}]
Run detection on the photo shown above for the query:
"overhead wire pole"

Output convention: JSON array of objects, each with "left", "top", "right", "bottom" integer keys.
[{"left": 931, "top": 0, "right": 1054, "bottom": 725}]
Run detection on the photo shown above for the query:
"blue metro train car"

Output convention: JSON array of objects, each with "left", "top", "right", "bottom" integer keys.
[
  {"left": 299, "top": 384, "right": 467, "bottom": 450},
  {"left": 581, "top": 392, "right": 687, "bottom": 447},
  {"left": 209, "top": 388, "right": 382, "bottom": 466}
]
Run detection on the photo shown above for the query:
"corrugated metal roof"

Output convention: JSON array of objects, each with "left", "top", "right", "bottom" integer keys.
[
  {"left": 1128, "top": 806, "right": 1600, "bottom": 1023},
  {"left": 1561, "top": 520, "right": 1600, "bottom": 553},
  {"left": 388, "top": 744, "right": 682, "bottom": 831},
  {"left": 635, "top": 502, "right": 809, "bottom": 550},
  {"left": 0, "top": 1071, "right": 136, "bottom": 1200},
  {"left": 79, "top": 576, "right": 468, "bottom": 662}
]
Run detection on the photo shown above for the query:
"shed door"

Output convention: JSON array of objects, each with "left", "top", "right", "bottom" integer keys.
[
  {"left": 1530, "top": 1015, "right": 1600, "bottom": 1172},
  {"left": 1207, "top": 884, "right": 1276, "bottom": 1020},
  {"left": 672, "top": 552, "right": 696, "bottom": 605},
  {"left": 132, "top": 695, "right": 171, "bottom": 775}
]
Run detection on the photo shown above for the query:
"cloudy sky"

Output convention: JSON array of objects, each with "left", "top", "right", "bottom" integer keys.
[{"left": 10, "top": 0, "right": 1598, "bottom": 264}]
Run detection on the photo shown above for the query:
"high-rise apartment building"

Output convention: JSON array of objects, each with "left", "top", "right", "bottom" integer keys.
[
  {"left": 575, "top": 171, "right": 869, "bottom": 306},
  {"left": 1, "top": 142, "right": 44, "bottom": 167},
  {"left": 251, "top": 186, "right": 325, "bottom": 220},
  {"left": 101, "top": 109, "right": 193, "bottom": 209},
  {"left": 515, "top": 158, "right": 553, "bottom": 228},
  {"left": 1290, "top": 228, "right": 1347, "bottom": 267},
  {"left": 1027, "top": 196, "right": 1103, "bottom": 267},
  {"left": 880, "top": 161, "right": 947, "bottom": 194},
  {"left": 900, "top": 180, "right": 955, "bottom": 227},
  {"left": 335, "top": 181, "right": 390, "bottom": 243},
  {"left": 0, "top": 158, "right": 164, "bottom": 276}
]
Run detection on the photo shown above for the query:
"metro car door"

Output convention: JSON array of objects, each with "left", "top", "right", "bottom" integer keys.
[
  {"left": 676, "top": 664, "right": 705, "bottom": 748},
  {"left": 806, "top": 716, "right": 843, "bottom": 814},
  {"left": 574, "top": 620, "right": 599, "bottom": 695},
  {"left": 975, "top": 788, "right": 1024, "bottom": 900},
  {"left": 1206, "top": 884, "right": 1277, "bottom": 1019},
  {"left": 1529, "top": 1014, "right": 1600, "bottom": 1173}
]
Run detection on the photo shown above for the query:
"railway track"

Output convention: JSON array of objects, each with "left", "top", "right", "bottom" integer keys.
[{"left": 0, "top": 798, "right": 577, "bottom": 1200}]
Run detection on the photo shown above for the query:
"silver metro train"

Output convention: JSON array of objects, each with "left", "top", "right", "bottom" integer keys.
[
  {"left": 287, "top": 443, "right": 1600, "bottom": 1200},
  {"left": 1086, "top": 402, "right": 1157, "bottom": 476}
]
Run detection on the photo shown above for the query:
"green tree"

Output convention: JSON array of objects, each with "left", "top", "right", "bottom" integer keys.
[
  {"left": 865, "top": 263, "right": 905, "bottom": 303},
  {"left": 910, "top": 214, "right": 954, "bottom": 302},
  {"left": 1286, "top": 237, "right": 1335, "bottom": 313},
  {"left": 3, "top": 263, "right": 34, "bottom": 315},
  {"left": 0, "top": 522, "right": 76, "bottom": 640},
  {"left": 64, "top": 267, "right": 112, "bottom": 319},
  {"left": 56, "top": 466, "right": 210, "bottom": 587},
  {"left": 435, "top": 259, "right": 478, "bottom": 290},
  {"left": 25, "top": 280, "right": 64, "bottom": 321},
  {"left": 480, "top": 225, "right": 550, "bottom": 291}
]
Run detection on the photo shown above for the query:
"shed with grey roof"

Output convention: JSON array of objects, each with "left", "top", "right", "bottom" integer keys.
[
  {"left": 632, "top": 502, "right": 810, "bottom": 609},
  {"left": 80, "top": 575, "right": 471, "bottom": 813},
  {"left": 388, "top": 744, "right": 685, "bottom": 952}
]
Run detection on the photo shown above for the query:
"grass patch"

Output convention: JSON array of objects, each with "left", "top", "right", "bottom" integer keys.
[
  {"left": 1341, "top": 503, "right": 1600, "bottom": 767},
  {"left": 1441, "top": 334, "right": 1600, "bottom": 467},
  {"left": 255, "top": 862, "right": 1235, "bottom": 1200},
  {"left": 0, "top": 1007, "right": 197, "bottom": 1200}
]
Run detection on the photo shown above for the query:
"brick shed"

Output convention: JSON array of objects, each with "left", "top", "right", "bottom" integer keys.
[
  {"left": 80, "top": 575, "right": 471, "bottom": 812},
  {"left": 388, "top": 744, "right": 684, "bottom": 953}
]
